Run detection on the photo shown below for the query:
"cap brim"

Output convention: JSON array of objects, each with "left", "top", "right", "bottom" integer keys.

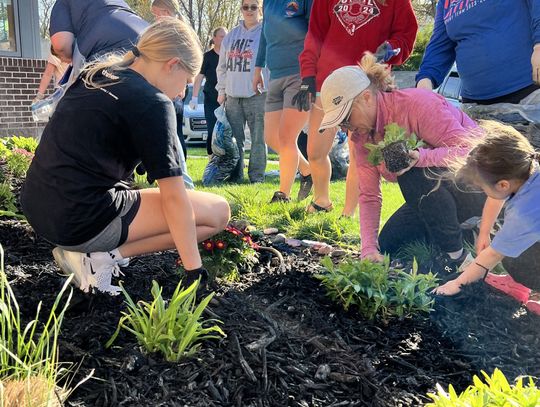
[{"left": 318, "top": 99, "right": 353, "bottom": 133}]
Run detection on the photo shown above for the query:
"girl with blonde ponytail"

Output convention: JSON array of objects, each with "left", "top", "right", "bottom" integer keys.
[
  {"left": 21, "top": 18, "right": 230, "bottom": 296},
  {"left": 317, "top": 53, "right": 484, "bottom": 270}
]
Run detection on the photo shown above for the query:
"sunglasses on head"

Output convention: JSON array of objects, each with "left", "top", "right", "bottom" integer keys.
[{"left": 242, "top": 4, "right": 259, "bottom": 11}]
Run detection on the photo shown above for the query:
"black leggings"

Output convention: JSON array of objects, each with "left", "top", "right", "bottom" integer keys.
[
  {"left": 379, "top": 167, "right": 485, "bottom": 256},
  {"left": 502, "top": 242, "right": 540, "bottom": 290},
  {"left": 204, "top": 92, "right": 220, "bottom": 155}
]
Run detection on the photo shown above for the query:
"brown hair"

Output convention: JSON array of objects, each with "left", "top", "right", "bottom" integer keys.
[
  {"left": 83, "top": 18, "right": 202, "bottom": 89},
  {"left": 454, "top": 120, "right": 539, "bottom": 186},
  {"left": 358, "top": 53, "right": 395, "bottom": 92},
  {"left": 152, "top": 0, "right": 181, "bottom": 17}
]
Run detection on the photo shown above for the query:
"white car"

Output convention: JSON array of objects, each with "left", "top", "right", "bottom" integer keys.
[
  {"left": 436, "top": 65, "right": 462, "bottom": 108},
  {"left": 182, "top": 84, "right": 208, "bottom": 144}
]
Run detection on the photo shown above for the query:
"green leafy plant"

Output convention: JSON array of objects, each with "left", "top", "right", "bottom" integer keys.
[
  {"left": 0, "top": 245, "right": 76, "bottom": 406},
  {"left": 5, "top": 136, "right": 38, "bottom": 154},
  {"left": 6, "top": 149, "right": 33, "bottom": 178},
  {"left": 316, "top": 256, "right": 438, "bottom": 320},
  {"left": 364, "top": 123, "right": 424, "bottom": 167},
  {"left": 178, "top": 225, "right": 259, "bottom": 281},
  {"left": 426, "top": 368, "right": 540, "bottom": 406},
  {"left": 0, "top": 182, "right": 17, "bottom": 214},
  {"left": 106, "top": 279, "right": 225, "bottom": 361},
  {"left": 0, "top": 143, "right": 10, "bottom": 161}
]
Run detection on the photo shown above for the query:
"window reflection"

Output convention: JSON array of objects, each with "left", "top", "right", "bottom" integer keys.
[{"left": 0, "top": 0, "right": 17, "bottom": 52}]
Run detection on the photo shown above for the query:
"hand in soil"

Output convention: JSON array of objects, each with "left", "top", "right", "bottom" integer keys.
[
  {"left": 395, "top": 150, "right": 420, "bottom": 176},
  {"left": 433, "top": 279, "right": 462, "bottom": 296}
]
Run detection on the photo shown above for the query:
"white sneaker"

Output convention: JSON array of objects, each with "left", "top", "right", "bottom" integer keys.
[
  {"left": 117, "top": 257, "right": 130, "bottom": 267},
  {"left": 52, "top": 248, "right": 122, "bottom": 296}
]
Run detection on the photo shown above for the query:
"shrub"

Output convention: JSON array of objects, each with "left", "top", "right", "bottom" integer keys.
[
  {"left": 6, "top": 149, "right": 33, "bottom": 178},
  {"left": 316, "top": 256, "right": 438, "bottom": 320},
  {"left": 178, "top": 225, "right": 258, "bottom": 281},
  {"left": 5, "top": 136, "right": 38, "bottom": 154},
  {"left": 427, "top": 368, "right": 540, "bottom": 406},
  {"left": 394, "top": 24, "right": 434, "bottom": 71},
  {"left": 106, "top": 279, "right": 225, "bottom": 362},
  {"left": 0, "top": 183, "right": 17, "bottom": 214},
  {"left": 0, "top": 245, "right": 75, "bottom": 406},
  {"left": 0, "top": 143, "right": 9, "bottom": 161}
]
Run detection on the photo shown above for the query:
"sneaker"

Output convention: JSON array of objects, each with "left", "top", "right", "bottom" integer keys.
[
  {"left": 484, "top": 273, "right": 531, "bottom": 304},
  {"left": 435, "top": 250, "right": 470, "bottom": 275},
  {"left": 117, "top": 257, "right": 130, "bottom": 267},
  {"left": 526, "top": 299, "right": 540, "bottom": 315},
  {"left": 52, "top": 248, "right": 122, "bottom": 296},
  {"left": 297, "top": 174, "right": 313, "bottom": 201},
  {"left": 270, "top": 191, "right": 291, "bottom": 203}
]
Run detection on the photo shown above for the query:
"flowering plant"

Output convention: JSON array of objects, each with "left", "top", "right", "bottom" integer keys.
[{"left": 176, "top": 225, "right": 259, "bottom": 281}]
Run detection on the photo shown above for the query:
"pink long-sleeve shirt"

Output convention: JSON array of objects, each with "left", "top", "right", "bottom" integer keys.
[{"left": 353, "top": 88, "right": 479, "bottom": 257}]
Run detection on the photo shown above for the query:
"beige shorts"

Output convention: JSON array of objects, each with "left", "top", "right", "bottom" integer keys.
[{"left": 265, "top": 73, "right": 302, "bottom": 112}]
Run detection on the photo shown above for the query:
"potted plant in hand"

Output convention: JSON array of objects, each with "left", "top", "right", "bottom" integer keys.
[{"left": 365, "top": 123, "right": 424, "bottom": 173}]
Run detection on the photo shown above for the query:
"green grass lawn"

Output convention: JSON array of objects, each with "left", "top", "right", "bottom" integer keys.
[
  {"left": 181, "top": 156, "right": 404, "bottom": 248},
  {"left": 188, "top": 145, "right": 280, "bottom": 162}
]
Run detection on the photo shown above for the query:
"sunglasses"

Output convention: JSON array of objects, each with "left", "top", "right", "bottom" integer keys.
[
  {"left": 242, "top": 4, "right": 259, "bottom": 11},
  {"left": 339, "top": 108, "right": 356, "bottom": 133}
]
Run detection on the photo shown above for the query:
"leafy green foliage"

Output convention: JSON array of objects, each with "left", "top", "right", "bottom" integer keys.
[
  {"left": 178, "top": 225, "right": 259, "bottom": 281},
  {"left": 0, "top": 183, "right": 17, "bottom": 214},
  {"left": 0, "top": 143, "right": 9, "bottom": 161},
  {"left": 394, "top": 24, "right": 434, "bottom": 71},
  {"left": 6, "top": 149, "right": 33, "bottom": 178},
  {"left": 316, "top": 257, "right": 438, "bottom": 320},
  {"left": 5, "top": 136, "right": 38, "bottom": 153},
  {"left": 427, "top": 368, "right": 540, "bottom": 406},
  {"left": 365, "top": 123, "right": 424, "bottom": 167},
  {"left": 106, "top": 280, "right": 225, "bottom": 362},
  {"left": 396, "top": 241, "right": 438, "bottom": 265},
  {"left": 0, "top": 245, "right": 74, "bottom": 403}
]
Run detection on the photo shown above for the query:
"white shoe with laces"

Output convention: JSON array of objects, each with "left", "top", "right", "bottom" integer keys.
[{"left": 52, "top": 248, "right": 122, "bottom": 296}]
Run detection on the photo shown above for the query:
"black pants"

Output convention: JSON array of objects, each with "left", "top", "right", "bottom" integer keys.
[
  {"left": 502, "top": 242, "right": 540, "bottom": 290},
  {"left": 379, "top": 167, "right": 485, "bottom": 256},
  {"left": 462, "top": 84, "right": 540, "bottom": 105},
  {"left": 204, "top": 91, "right": 220, "bottom": 155}
]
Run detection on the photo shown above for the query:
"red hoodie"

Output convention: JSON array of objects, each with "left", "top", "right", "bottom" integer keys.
[{"left": 300, "top": 0, "right": 418, "bottom": 90}]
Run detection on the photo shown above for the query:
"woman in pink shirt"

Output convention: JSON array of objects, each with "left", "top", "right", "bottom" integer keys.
[{"left": 318, "top": 54, "right": 485, "bottom": 271}]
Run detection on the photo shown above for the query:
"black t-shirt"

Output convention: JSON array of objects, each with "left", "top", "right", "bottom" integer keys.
[
  {"left": 200, "top": 49, "right": 220, "bottom": 99},
  {"left": 21, "top": 69, "right": 183, "bottom": 246},
  {"left": 49, "top": 0, "right": 148, "bottom": 59}
]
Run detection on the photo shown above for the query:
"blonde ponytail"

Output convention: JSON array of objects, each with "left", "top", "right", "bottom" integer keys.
[
  {"left": 359, "top": 53, "right": 395, "bottom": 92},
  {"left": 82, "top": 17, "right": 202, "bottom": 89}
]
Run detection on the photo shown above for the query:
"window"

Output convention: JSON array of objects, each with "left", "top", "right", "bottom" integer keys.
[{"left": 0, "top": 0, "right": 18, "bottom": 54}]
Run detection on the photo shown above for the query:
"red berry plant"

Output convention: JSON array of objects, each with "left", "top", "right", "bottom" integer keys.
[{"left": 176, "top": 225, "right": 259, "bottom": 281}]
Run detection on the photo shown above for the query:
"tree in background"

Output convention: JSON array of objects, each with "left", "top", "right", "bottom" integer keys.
[
  {"left": 412, "top": 0, "right": 436, "bottom": 24},
  {"left": 38, "top": 0, "right": 55, "bottom": 39},
  {"left": 125, "top": 0, "right": 239, "bottom": 50}
]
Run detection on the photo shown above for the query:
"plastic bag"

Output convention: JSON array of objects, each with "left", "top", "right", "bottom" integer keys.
[
  {"left": 203, "top": 106, "right": 240, "bottom": 186},
  {"left": 211, "top": 106, "right": 231, "bottom": 157},
  {"left": 329, "top": 130, "right": 349, "bottom": 180}
]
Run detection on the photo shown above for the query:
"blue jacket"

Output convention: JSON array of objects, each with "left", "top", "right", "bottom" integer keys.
[
  {"left": 416, "top": 0, "right": 540, "bottom": 100},
  {"left": 255, "top": 0, "right": 312, "bottom": 80}
]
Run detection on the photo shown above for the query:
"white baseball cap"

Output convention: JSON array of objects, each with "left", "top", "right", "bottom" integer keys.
[{"left": 318, "top": 65, "right": 371, "bottom": 132}]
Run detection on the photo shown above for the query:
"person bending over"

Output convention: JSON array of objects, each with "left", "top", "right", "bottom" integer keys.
[{"left": 21, "top": 19, "right": 230, "bottom": 295}]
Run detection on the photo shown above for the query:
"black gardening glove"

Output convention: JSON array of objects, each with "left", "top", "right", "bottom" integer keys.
[
  {"left": 181, "top": 267, "right": 209, "bottom": 291},
  {"left": 292, "top": 76, "right": 316, "bottom": 112}
]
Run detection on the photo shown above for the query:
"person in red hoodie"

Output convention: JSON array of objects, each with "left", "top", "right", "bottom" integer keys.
[{"left": 293, "top": 0, "right": 417, "bottom": 215}]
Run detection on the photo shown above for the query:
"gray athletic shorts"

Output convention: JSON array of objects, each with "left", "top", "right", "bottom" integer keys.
[
  {"left": 265, "top": 73, "right": 302, "bottom": 112},
  {"left": 58, "top": 190, "right": 141, "bottom": 253}
]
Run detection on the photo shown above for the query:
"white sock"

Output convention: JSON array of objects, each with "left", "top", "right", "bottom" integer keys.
[
  {"left": 108, "top": 248, "right": 124, "bottom": 262},
  {"left": 447, "top": 248, "right": 463, "bottom": 260}
]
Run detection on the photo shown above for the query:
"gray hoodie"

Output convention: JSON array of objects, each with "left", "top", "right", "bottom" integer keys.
[{"left": 216, "top": 21, "right": 266, "bottom": 98}]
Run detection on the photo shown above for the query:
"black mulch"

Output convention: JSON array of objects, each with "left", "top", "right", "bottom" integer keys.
[{"left": 2, "top": 220, "right": 540, "bottom": 406}]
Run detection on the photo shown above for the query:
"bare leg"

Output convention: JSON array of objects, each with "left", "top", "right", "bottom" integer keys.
[
  {"left": 341, "top": 136, "right": 359, "bottom": 217},
  {"left": 265, "top": 109, "right": 309, "bottom": 197},
  {"left": 307, "top": 97, "right": 335, "bottom": 208},
  {"left": 118, "top": 188, "right": 230, "bottom": 258},
  {"left": 277, "top": 108, "right": 310, "bottom": 197}
]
